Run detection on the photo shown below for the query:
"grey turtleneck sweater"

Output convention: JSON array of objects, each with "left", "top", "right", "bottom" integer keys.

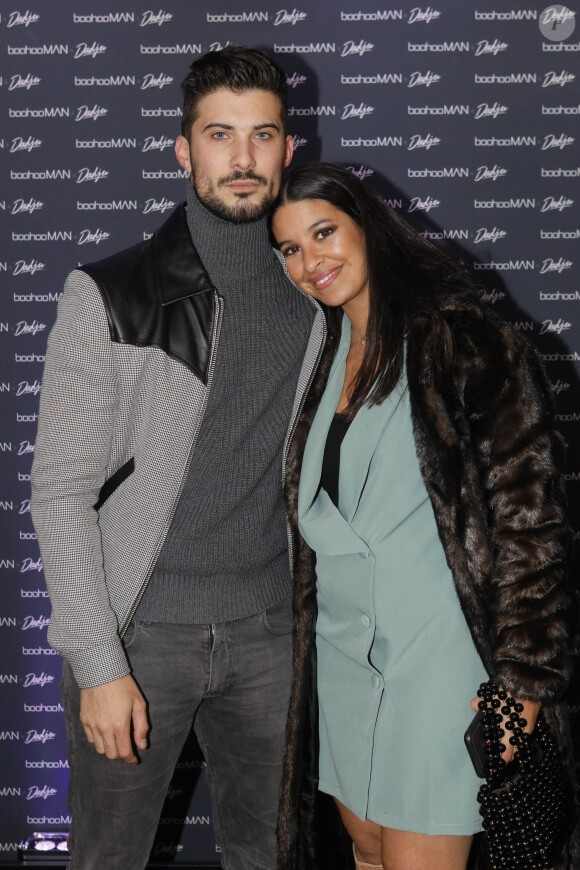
[{"left": 136, "top": 186, "right": 314, "bottom": 624}]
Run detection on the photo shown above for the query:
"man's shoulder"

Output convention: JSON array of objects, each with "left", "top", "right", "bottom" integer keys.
[
  {"left": 65, "top": 203, "right": 217, "bottom": 378},
  {"left": 79, "top": 201, "right": 186, "bottom": 292},
  {"left": 80, "top": 237, "right": 148, "bottom": 279}
]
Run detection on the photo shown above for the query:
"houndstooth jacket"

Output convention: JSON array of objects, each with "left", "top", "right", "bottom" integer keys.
[{"left": 30, "top": 205, "right": 325, "bottom": 689}]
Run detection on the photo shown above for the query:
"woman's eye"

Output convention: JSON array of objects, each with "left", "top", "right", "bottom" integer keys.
[
  {"left": 282, "top": 245, "right": 299, "bottom": 257},
  {"left": 316, "top": 226, "right": 335, "bottom": 240}
]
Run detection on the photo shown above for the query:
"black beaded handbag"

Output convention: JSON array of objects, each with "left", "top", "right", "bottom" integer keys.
[{"left": 473, "top": 680, "right": 567, "bottom": 870}]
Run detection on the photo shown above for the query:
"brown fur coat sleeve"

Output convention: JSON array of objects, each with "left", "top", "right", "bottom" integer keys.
[
  {"left": 412, "top": 299, "right": 573, "bottom": 703},
  {"left": 471, "top": 326, "right": 571, "bottom": 702}
]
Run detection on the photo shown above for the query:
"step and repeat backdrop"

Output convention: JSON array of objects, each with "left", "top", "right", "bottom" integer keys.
[{"left": 0, "top": 0, "right": 579, "bottom": 864}]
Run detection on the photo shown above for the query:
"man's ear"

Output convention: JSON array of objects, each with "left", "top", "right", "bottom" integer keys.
[
  {"left": 175, "top": 135, "right": 192, "bottom": 172},
  {"left": 283, "top": 134, "right": 294, "bottom": 169}
]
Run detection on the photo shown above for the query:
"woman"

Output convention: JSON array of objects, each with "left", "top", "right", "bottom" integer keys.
[{"left": 271, "top": 164, "right": 573, "bottom": 870}]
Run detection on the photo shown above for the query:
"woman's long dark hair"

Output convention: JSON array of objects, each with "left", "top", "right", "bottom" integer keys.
[{"left": 275, "top": 162, "right": 475, "bottom": 415}]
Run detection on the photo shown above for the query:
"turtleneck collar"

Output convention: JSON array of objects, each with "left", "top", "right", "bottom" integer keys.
[{"left": 185, "top": 182, "right": 277, "bottom": 284}]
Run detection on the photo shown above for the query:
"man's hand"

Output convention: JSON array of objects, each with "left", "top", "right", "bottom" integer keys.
[{"left": 80, "top": 674, "right": 149, "bottom": 764}]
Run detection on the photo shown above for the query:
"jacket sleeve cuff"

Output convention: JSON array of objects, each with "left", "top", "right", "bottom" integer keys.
[
  {"left": 62, "top": 636, "right": 131, "bottom": 689},
  {"left": 491, "top": 655, "right": 573, "bottom": 707}
]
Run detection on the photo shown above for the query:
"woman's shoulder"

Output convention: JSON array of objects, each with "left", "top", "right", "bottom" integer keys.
[
  {"left": 407, "top": 289, "right": 513, "bottom": 352},
  {"left": 406, "top": 289, "right": 547, "bottom": 404},
  {"left": 437, "top": 290, "right": 527, "bottom": 360},
  {"left": 434, "top": 292, "right": 554, "bottom": 417},
  {"left": 438, "top": 289, "right": 502, "bottom": 330}
]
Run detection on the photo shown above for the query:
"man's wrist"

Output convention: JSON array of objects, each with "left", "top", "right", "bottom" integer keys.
[{"left": 64, "top": 635, "right": 130, "bottom": 688}]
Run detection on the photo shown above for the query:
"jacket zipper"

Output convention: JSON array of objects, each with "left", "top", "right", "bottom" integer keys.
[{"left": 120, "top": 292, "right": 225, "bottom": 635}]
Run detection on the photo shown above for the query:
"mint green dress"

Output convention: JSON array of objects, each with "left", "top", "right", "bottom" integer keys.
[{"left": 297, "top": 320, "right": 487, "bottom": 835}]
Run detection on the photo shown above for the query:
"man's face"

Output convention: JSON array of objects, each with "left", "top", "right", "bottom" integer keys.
[{"left": 175, "top": 87, "right": 293, "bottom": 223}]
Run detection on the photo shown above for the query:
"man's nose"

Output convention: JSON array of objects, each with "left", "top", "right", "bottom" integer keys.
[{"left": 230, "top": 138, "right": 256, "bottom": 170}]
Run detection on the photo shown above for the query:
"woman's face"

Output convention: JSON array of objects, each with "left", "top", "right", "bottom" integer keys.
[{"left": 272, "top": 199, "right": 369, "bottom": 317}]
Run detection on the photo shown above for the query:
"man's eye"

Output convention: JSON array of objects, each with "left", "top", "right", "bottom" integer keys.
[
  {"left": 212, "top": 131, "right": 228, "bottom": 140},
  {"left": 255, "top": 132, "right": 271, "bottom": 140}
]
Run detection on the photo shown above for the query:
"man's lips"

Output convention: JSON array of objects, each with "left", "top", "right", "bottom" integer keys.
[
  {"left": 227, "top": 181, "right": 259, "bottom": 191},
  {"left": 311, "top": 266, "right": 342, "bottom": 290},
  {"left": 221, "top": 173, "right": 267, "bottom": 194}
]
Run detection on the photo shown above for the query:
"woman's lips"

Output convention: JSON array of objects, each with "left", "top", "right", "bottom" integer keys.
[{"left": 311, "top": 265, "right": 342, "bottom": 290}]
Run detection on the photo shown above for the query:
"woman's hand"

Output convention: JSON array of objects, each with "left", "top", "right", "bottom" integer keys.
[{"left": 469, "top": 695, "right": 541, "bottom": 764}]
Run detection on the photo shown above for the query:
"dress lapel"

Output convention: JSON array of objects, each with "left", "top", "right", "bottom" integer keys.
[
  {"left": 298, "top": 322, "right": 349, "bottom": 518},
  {"left": 299, "top": 315, "right": 407, "bottom": 541},
  {"left": 339, "top": 375, "right": 407, "bottom": 526}
]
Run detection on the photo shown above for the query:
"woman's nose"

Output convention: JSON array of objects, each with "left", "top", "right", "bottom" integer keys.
[{"left": 303, "top": 248, "right": 324, "bottom": 275}]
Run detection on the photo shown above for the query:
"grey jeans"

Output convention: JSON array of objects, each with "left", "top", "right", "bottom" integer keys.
[{"left": 60, "top": 596, "right": 293, "bottom": 870}]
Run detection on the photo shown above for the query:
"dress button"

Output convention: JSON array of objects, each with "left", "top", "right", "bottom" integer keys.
[
  {"left": 360, "top": 614, "right": 371, "bottom": 628},
  {"left": 360, "top": 551, "right": 369, "bottom": 559},
  {"left": 371, "top": 675, "right": 381, "bottom": 690}
]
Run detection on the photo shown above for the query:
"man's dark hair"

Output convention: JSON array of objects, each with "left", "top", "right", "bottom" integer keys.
[{"left": 180, "top": 46, "right": 288, "bottom": 138}]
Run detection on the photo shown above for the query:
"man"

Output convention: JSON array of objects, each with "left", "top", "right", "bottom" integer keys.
[{"left": 31, "top": 47, "right": 326, "bottom": 870}]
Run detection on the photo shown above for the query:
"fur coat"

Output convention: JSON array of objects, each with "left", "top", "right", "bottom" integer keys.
[{"left": 277, "top": 293, "right": 576, "bottom": 870}]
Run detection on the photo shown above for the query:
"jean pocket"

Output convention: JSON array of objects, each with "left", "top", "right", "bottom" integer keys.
[
  {"left": 262, "top": 596, "right": 293, "bottom": 635},
  {"left": 122, "top": 619, "right": 142, "bottom": 652}
]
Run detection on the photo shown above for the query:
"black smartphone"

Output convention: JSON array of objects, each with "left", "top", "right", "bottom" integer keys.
[{"left": 464, "top": 710, "right": 488, "bottom": 778}]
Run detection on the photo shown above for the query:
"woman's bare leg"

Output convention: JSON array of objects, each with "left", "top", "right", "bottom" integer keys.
[
  {"left": 334, "top": 798, "right": 382, "bottom": 864},
  {"left": 381, "top": 828, "right": 472, "bottom": 870},
  {"left": 334, "top": 797, "right": 473, "bottom": 870}
]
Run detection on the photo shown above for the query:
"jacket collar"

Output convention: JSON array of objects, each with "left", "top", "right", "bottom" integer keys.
[{"left": 153, "top": 203, "right": 215, "bottom": 306}]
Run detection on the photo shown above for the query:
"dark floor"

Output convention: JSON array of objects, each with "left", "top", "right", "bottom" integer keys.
[{"left": 7, "top": 863, "right": 218, "bottom": 869}]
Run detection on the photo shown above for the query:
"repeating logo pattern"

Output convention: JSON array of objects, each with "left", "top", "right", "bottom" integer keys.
[{"left": 1, "top": 1, "right": 579, "bottom": 863}]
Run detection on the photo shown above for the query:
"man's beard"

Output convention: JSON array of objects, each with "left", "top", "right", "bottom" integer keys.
[{"left": 191, "top": 168, "right": 277, "bottom": 223}]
